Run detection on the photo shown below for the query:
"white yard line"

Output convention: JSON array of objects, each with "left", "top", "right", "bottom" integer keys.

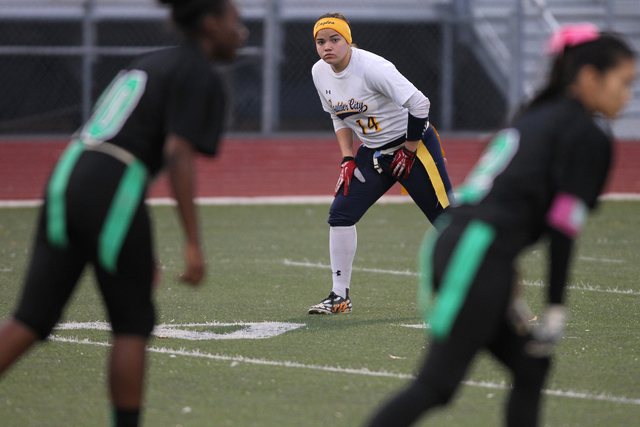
[
  {"left": 47, "top": 335, "right": 640, "bottom": 406},
  {"left": 48, "top": 335, "right": 414, "bottom": 380},
  {"left": 284, "top": 260, "right": 640, "bottom": 295},
  {"left": 1, "top": 192, "right": 638, "bottom": 208},
  {"left": 521, "top": 280, "right": 640, "bottom": 296},
  {"left": 0, "top": 195, "right": 413, "bottom": 208},
  {"left": 462, "top": 380, "right": 640, "bottom": 405},
  {"left": 283, "top": 259, "right": 416, "bottom": 276},
  {"left": 0, "top": 200, "right": 43, "bottom": 208},
  {"left": 399, "top": 323, "right": 429, "bottom": 329},
  {"left": 600, "top": 193, "right": 640, "bottom": 201},
  {"left": 578, "top": 256, "right": 624, "bottom": 263}
]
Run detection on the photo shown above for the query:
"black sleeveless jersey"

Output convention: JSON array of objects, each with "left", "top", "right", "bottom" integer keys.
[
  {"left": 79, "top": 40, "right": 226, "bottom": 176},
  {"left": 452, "top": 96, "right": 612, "bottom": 249}
]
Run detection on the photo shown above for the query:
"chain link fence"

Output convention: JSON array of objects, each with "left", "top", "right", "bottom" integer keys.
[
  {"left": 0, "top": 18, "right": 505, "bottom": 134},
  {"left": 281, "top": 20, "right": 507, "bottom": 132},
  {"left": 0, "top": 0, "right": 636, "bottom": 136}
]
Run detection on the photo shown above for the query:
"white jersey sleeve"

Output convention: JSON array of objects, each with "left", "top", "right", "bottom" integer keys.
[
  {"left": 312, "top": 48, "right": 431, "bottom": 149},
  {"left": 403, "top": 91, "right": 430, "bottom": 119},
  {"left": 314, "top": 86, "right": 349, "bottom": 132},
  {"left": 331, "top": 114, "right": 350, "bottom": 132},
  {"left": 364, "top": 58, "right": 419, "bottom": 112}
]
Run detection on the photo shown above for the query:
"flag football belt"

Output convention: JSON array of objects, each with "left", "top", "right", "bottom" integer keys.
[
  {"left": 47, "top": 139, "right": 148, "bottom": 274},
  {"left": 82, "top": 140, "right": 137, "bottom": 165},
  {"left": 373, "top": 142, "right": 405, "bottom": 174},
  {"left": 415, "top": 140, "right": 450, "bottom": 208},
  {"left": 372, "top": 137, "right": 450, "bottom": 209}
]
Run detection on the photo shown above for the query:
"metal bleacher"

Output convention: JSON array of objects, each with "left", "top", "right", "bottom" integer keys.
[{"left": 470, "top": 0, "right": 640, "bottom": 137}]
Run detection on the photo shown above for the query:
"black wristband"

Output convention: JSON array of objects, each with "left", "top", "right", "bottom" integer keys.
[
  {"left": 403, "top": 146, "right": 416, "bottom": 156},
  {"left": 407, "top": 112, "right": 429, "bottom": 142},
  {"left": 342, "top": 156, "right": 355, "bottom": 164}
]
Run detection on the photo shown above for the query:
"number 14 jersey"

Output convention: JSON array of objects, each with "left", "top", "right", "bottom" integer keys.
[{"left": 312, "top": 47, "right": 429, "bottom": 149}]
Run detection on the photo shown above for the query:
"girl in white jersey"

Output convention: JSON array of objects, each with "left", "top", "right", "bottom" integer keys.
[{"left": 308, "top": 13, "right": 453, "bottom": 314}]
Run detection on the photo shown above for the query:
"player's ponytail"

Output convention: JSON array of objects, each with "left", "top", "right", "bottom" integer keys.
[
  {"left": 159, "top": 0, "right": 227, "bottom": 36},
  {"left": 529, "top": 26, "right": 635, "bottom": 108}
]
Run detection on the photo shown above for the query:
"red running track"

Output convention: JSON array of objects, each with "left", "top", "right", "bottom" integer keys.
[{"left": 0, "top": 136, "right": 639, "bottom": 200}]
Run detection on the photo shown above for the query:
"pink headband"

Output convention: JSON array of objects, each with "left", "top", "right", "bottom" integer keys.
[{"left": 545, "top": 23, "right": 600, "bottom": 56}]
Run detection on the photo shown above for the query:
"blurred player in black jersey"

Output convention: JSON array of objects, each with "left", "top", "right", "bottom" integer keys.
[
  {"left": 0, "top": 1, "right": 246, "bottom": 426},
  {"left": 366, "top": 24, "right": 636, "bottom": 427}
]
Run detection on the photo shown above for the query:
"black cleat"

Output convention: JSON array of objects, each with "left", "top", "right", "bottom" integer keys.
[{"left": 308, "top": 290, "right": 352, "bottom": 314}]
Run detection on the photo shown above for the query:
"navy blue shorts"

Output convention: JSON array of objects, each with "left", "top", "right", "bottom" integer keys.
[{"left": 329, "top": 125, "right": 452, "bottom": 227}]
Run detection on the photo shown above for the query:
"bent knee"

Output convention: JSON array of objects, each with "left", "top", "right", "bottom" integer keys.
[
  {"left": 110, "top": 304, "right": 156, "bottom": 338},
  {"left": 328, "top": 218, "right": 356, "bottom": 227},
  {"left": 13, "top": 309, "right": 62, "bottom": 341}
]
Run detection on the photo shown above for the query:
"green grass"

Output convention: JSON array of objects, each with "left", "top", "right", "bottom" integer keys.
[{"left": 1, "top": 201, "right": 640, "bottom": 426}]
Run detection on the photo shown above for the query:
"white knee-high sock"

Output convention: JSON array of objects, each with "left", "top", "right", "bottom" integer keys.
[{"left": 329, "top": 225, "right": 357, "bottom": 298}]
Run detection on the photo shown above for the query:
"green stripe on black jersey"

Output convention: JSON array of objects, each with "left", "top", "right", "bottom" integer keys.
[{"left": 417, "top": 214, "right": 451, "bottom": 322}]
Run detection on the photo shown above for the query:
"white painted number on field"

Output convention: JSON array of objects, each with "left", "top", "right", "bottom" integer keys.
[{"left": 53, "top": 321, "right": 305, "bottom": 340}]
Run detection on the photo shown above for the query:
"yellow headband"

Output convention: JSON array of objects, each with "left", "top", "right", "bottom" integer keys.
[{"left": 313, "top": 17, "right": 352, "bottom": 45}]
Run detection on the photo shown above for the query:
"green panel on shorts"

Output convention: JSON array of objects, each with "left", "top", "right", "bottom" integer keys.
[
  {"left": 417, "top": 215, "right": 451, "bottom": 324},
  {"left": 46, "top": 140, "right": 85, "bottom": 248},
  {"left": 429, "top": 219, "right": 496, "bottom": 341},
  {"left": 98, "top": 159, "right": 147, "bottom": 274}
]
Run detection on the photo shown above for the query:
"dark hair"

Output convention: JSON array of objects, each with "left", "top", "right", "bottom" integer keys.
[
  {"left": 528, "top": 33, "right": 635, "bottom": 107},
  {"left": 159, "top": 0, "right": 227, "bottom": 36}
]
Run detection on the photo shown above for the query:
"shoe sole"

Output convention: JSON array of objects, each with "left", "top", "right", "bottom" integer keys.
[
  {"left": 308, "top": 308, "right": 332, "bottom": 314},
  {"left": 308, "top": 307, "right": 352, "bottom": 315}
]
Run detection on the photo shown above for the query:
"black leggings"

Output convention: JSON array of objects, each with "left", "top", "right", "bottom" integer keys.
[
  {"left": 14, "top": 150, "right": 155, "bottom": 340},
  {"left": 366, "top": 220, "right": 551, "bottom": 427}
]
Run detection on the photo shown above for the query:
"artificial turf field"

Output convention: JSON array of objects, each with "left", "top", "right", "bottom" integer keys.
[{"left": 1, "top": 200, "right": 639, "bottom": 426}]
